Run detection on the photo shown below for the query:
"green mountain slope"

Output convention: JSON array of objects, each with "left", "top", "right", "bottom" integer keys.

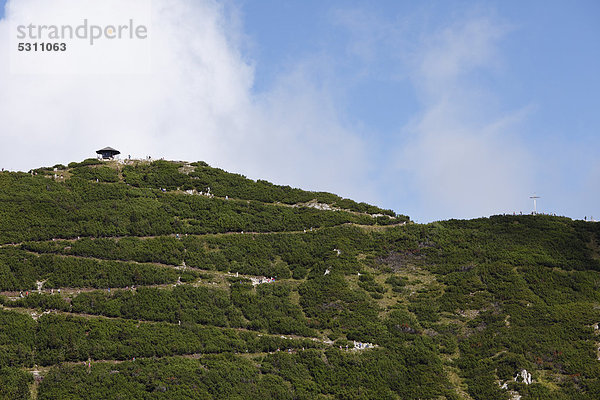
[{"left": 0, "top": 159, "right": 599, "bottom": 400}]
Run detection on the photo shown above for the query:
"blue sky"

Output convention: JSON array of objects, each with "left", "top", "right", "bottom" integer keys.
[
  {"left": 241, "top": 0, "right": 600, "bottom": 221},
  {"left": 1, "top": 0, "right": 599, "bottom": 222}
]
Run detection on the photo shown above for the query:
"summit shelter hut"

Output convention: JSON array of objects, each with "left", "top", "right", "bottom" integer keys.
[{"left": 96, "top": 147, "right": 121, "bottom": 160}]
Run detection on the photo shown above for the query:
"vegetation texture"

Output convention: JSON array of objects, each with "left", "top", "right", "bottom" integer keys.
[{"left": 0, "top": 159, "right": 598, "bottom": 399}]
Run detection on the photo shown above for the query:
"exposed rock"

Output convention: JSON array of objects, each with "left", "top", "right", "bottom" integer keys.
[
  {"left": 249, "top": 276, "right": 276, "bottom": 286},
  {"left": 514, "top": 369, "right": 532, "bottom": 385},
  {"left": 36, "top": 280, "right": 46, "bottom": 292},
  {"left": 352, "top": 340, "right": 377, "bottom": 351},
  {"left": 371, "top": 213, "right": 392, "bottom": 218},
  {"left": 295, "top": 200, "right": 337, "bottom": 211}
]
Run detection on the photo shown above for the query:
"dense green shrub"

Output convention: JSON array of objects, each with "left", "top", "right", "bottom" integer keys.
[
  {"left": 120, "top": 160, "right": 403, "bottom": 217},
  {"left": 7, "top": 293, "right": 70, "bottom": 311},
  {"left": 0, "top": 172, "right": 388, "bottom": 245},
  {"left": 0, "top": 310, "right": 36, "bottom": 368},
  {"left": 0, "top": 248, "right": 196, "bottom": 290},
  {"left": 231, "top": 282, "right": 314, "bottom": 336},
  {"left": 34, "top": 314, "right": 318, "bottom": 366},
  {"left": 3, "top": 161, "right": 600, "bottom": 399},
  {"left": 70, "top": 285, "right": 237, "bottom": 327},
  {"left": 0, "top": 367, "right": 32, "bottom": 400},
  {"left": 71, "top": 165, "right": 119, "bottom": 182}
]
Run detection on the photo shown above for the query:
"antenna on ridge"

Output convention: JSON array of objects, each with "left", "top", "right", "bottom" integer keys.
[{"left": 529, "top": 194, "right": 540, "bottom": 215}]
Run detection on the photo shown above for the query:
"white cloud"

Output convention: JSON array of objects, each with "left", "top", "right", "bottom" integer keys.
[
  {"left": 237, "top": 66, "right": 373, "bottom": 196},
  {"left": 0, "top": 0, "right": 373, "bottom": 203},
  {"left": 417, "top": 18, "right": 506, "bottom": 94},
  {"left": 398, "top": 17, "right": 534, "bottom": 221}
]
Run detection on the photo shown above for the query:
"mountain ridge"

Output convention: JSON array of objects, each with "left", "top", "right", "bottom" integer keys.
[{"left": 0, "top": 159, "right": 599, "bottom": 400}]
